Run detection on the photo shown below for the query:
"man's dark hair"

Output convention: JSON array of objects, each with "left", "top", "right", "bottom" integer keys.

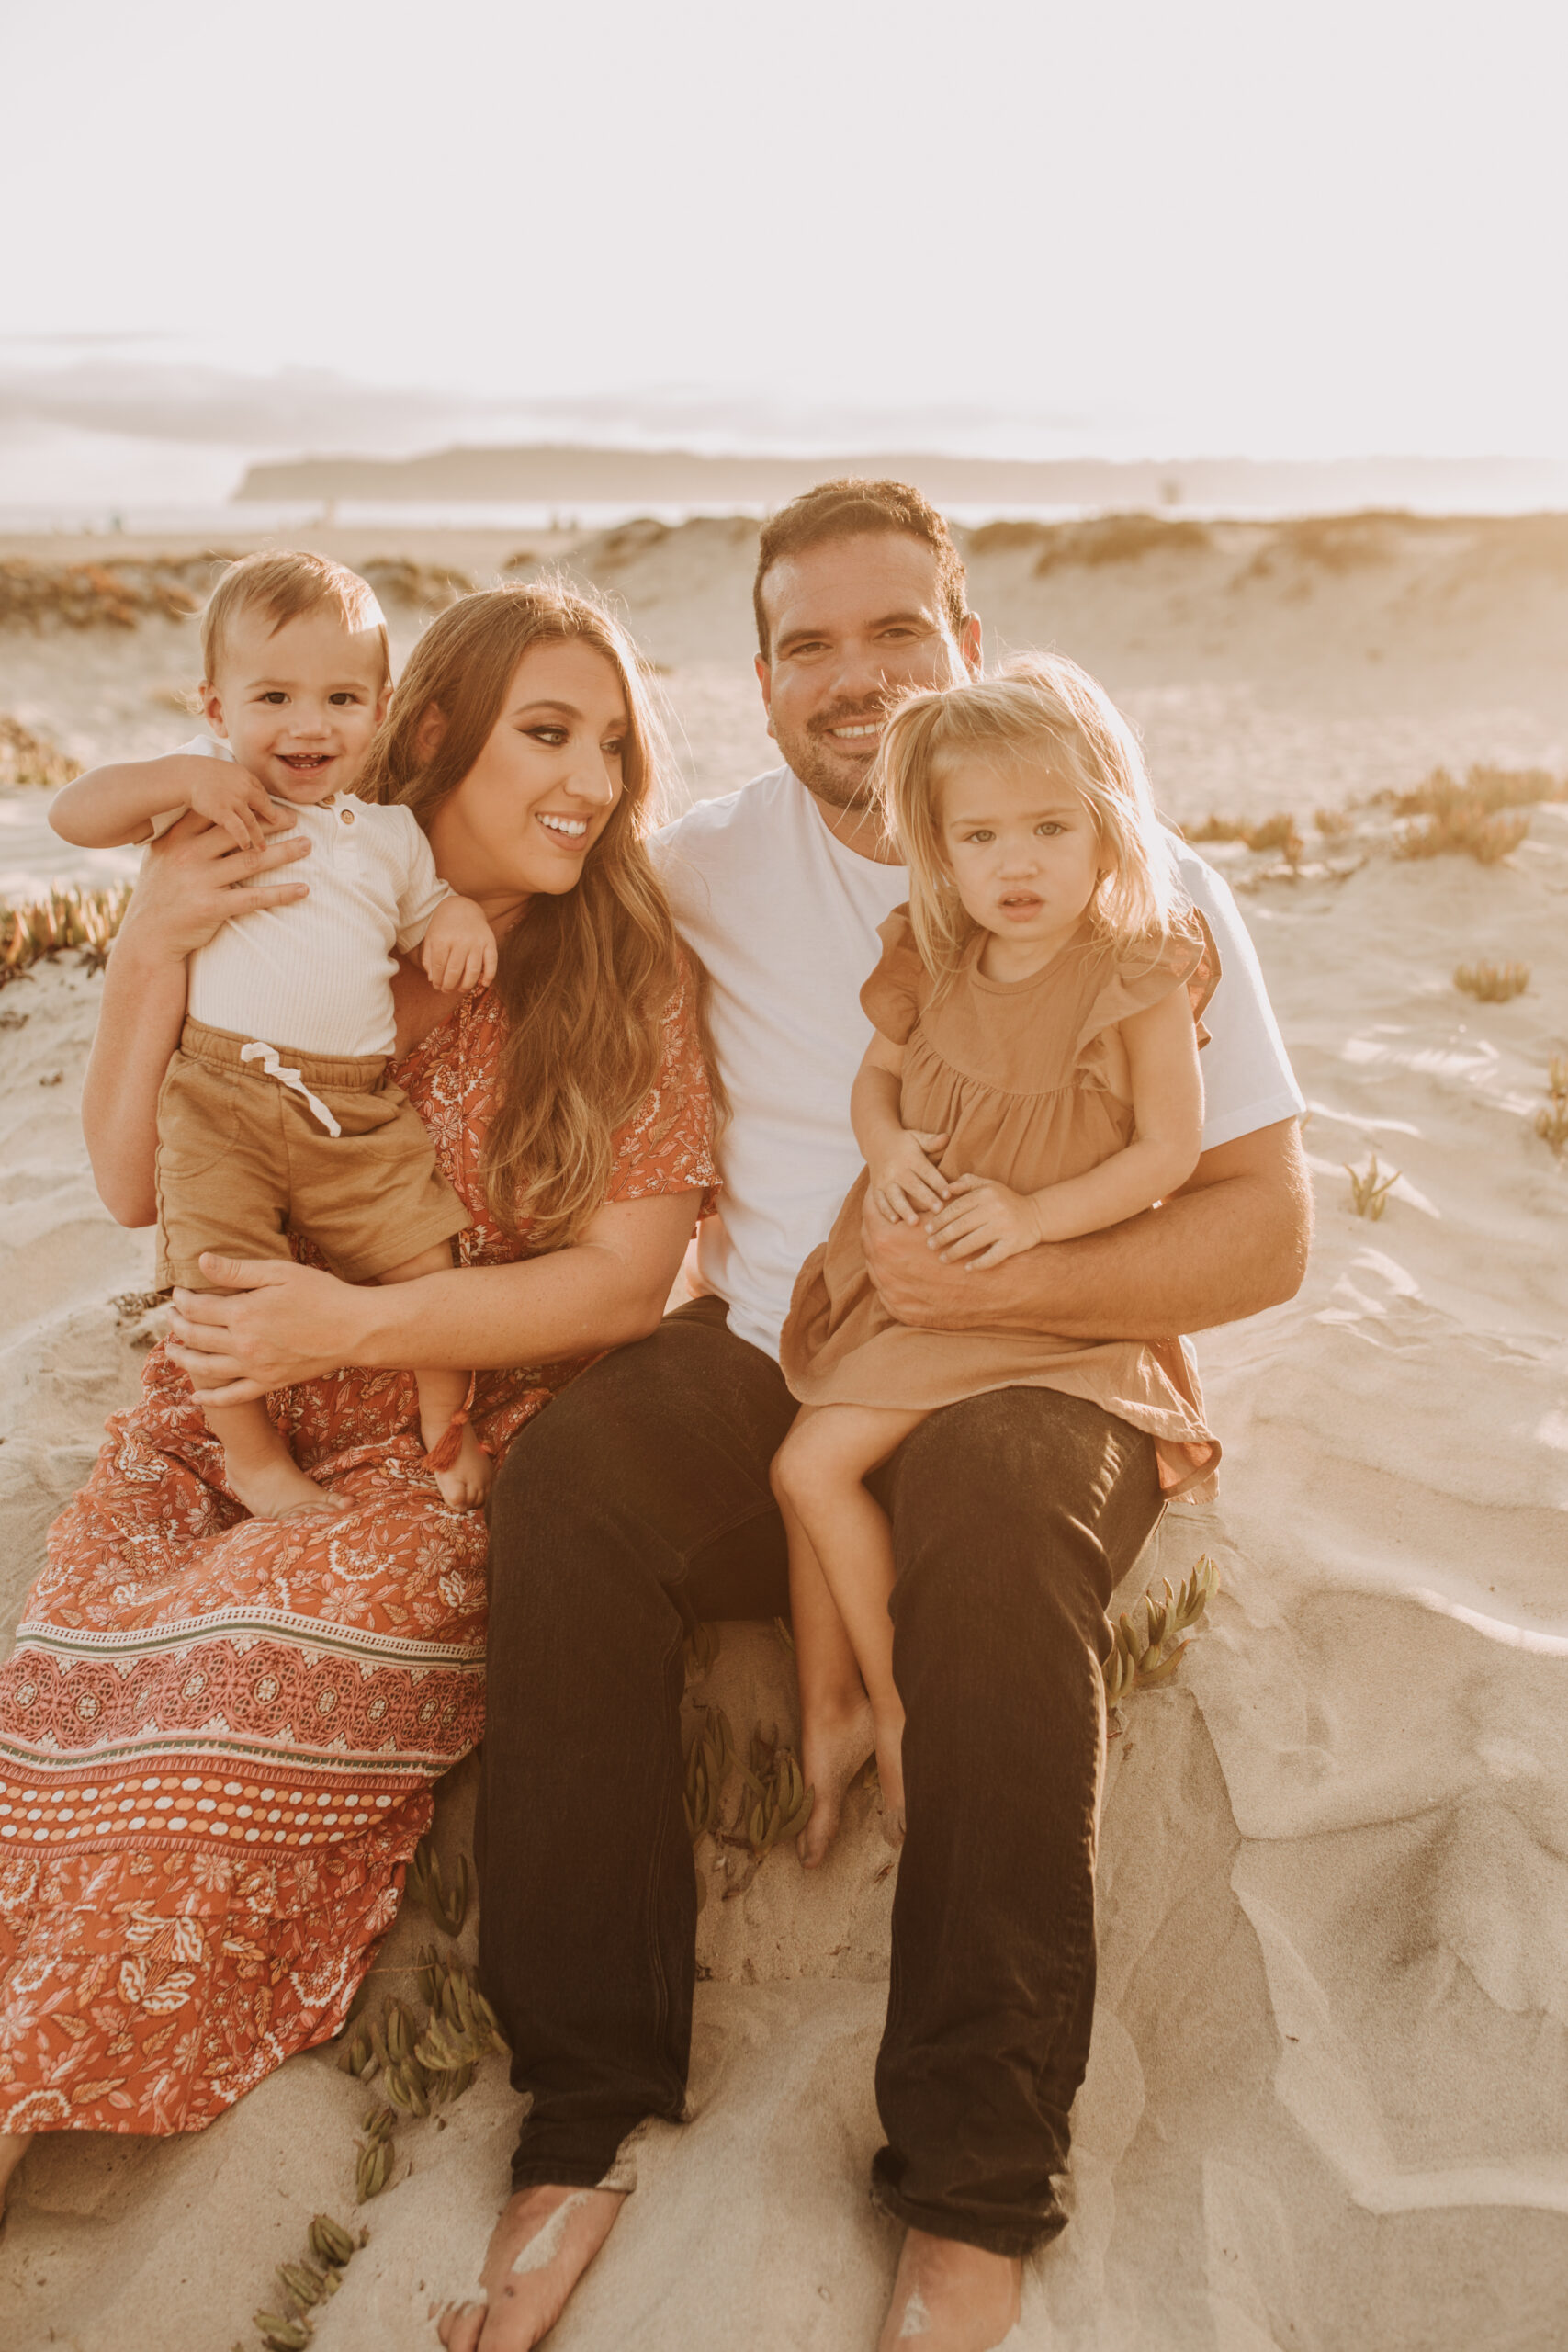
[{"left": 752, "top": 477, "right": 970, "bottom": 656}]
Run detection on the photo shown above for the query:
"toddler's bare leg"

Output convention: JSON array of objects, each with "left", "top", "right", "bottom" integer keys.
[
  {"left": 206, "top": 1394, "right": 345, "bottom": 1521},
  {"left": 377, "top": 1242, "right": 491, "bottom": 1511},
  {"left": 777, "top": 1489, "right": 875, "bottom": 1866},
  {"left": 772, "top": 1402, "right": 928, "bottom": 1846}
]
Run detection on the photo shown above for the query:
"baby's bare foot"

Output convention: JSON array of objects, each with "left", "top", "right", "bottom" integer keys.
[
  {"left": 877, "top": 2229, "right": 1021, "bottom": 2350},
  {"left": 798, "top": 1692, "right": 876, "bottom": 1867},
  {"left": 434, "top": 2183, "right": 625, "bottom": 2351},
  {"left": 224, "top": 1456, "right": 347, "bottom": 1522},
  {"left": 427, "top": 1422, "right": 493, "bottom": 1512}
]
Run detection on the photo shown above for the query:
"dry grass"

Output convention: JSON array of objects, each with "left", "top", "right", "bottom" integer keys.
[
  {"left": 1345, "top": 1153, "right": 1399, "bottom": 1219},
  {"left": 1314, "top": 806, "right": 1354, "bottom": 840},
  {"left": 1454, "top": 961, "right": 1530, "bottom": 1002},
  {"left": 0, "top": 714, "right": 80, "bottom": 788},
  {"left": 358, "top": 557, "right": 474, "bottom": 611},
  {"left": 1241, "top": 511, "right": 1405, "bottom": 582},
  {"left": 1032, "top": 513, "right": 1212, "bottom": 578},
  {"left": 0, "top": 552, "right": 239, "bottom": 630},
  {"left": 1397, "top": 803, "right": 1530, "bottom": 865},
  {"left": 1537, "top": 1059, "right": 1568, "bottom": 1158},
  {"left": 1185, "top": 809, "right": 1305, "bottom": 862},
  {"left": 1392, "top": 763, "right": 1566, "bottom": 820},
  {"left": 1, "top": 884, "right": 130, "bottom": 984}
]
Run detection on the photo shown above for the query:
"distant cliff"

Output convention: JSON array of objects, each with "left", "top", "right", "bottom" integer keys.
[{"left": 234, "top": 445, "right": 1568, "bottom": 514}]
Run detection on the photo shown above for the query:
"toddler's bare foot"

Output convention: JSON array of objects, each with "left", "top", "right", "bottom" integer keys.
[
  {"left": 434, "top": 2183, "right": 625, "bottom": 2351},
  {"left": 797, "top": 1690, "right": 875, "bottom": 1867},
  {"left": 875, "top": 1714, "right": 907, "bottom": 1848},
  {"left": 426, "top": 1420, "right": 493, "bottom": 1512},
  {"left": 225, "top": 1455, "right": 347, "bottom": 1521},
  {"left": 877, "top": 2229, "right": 1021, "bottom": 2350}
]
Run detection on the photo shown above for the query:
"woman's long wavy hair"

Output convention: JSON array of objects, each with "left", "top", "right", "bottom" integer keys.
[{"left": 358, "top": 582, "right": 689, "bottom": 1251}]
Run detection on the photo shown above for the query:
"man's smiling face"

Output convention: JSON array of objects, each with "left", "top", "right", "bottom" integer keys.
[{"left": 755, "top": 531, "right": 980, "bottom": 812}]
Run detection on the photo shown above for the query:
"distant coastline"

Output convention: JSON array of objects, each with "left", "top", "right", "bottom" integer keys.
[{"left": 235, "top": 444, "right": 1568, "bottom": 519}]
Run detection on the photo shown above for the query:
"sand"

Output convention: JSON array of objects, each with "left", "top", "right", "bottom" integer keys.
[{"left": 2, "top": 514, "right": 1566, "bottom": 2350}]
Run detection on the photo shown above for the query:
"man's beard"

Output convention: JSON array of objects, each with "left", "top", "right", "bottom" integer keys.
[{"left": 774, "top": 698, "right": 888, "bottom": 811}]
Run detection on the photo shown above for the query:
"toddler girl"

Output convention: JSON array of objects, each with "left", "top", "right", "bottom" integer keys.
[
  {"left": 51, "top": 550, "right": 498, "bottom": 1520},
  {"left": 773, "top": 655, "right": 1219, "bottom": 1837}
]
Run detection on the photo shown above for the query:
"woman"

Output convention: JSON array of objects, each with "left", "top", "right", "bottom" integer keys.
[{"left": 0, "top": 582, "right": 716, "bottom": 2203}]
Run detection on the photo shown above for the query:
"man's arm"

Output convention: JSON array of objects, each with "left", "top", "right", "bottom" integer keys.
[{"left": 861, "top": 1117, "right": 1311, "bottom": 1340}]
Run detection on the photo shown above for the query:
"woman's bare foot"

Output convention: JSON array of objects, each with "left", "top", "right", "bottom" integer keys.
[
  {"left": 874, "top": 1712, "right": 907, "bottom": 1848},
  {"left": 434, "top": 2182, "right": 625, "bottom": 2351},
  {"left": 877, "top": 2229, "right": 1022, "bottom": 2350},
  {"left": 0, "top": 2131, "right": 33, "bottom": 2219},
  {"left": 426, "top": 1420, "right": 494, "bottom": 1512},
  {"left": 224, "top": 1455, "right": 347, "bottom": 1521},
  {"left": 797, "top": 1690, "right": 876, "bottom": 1866}
]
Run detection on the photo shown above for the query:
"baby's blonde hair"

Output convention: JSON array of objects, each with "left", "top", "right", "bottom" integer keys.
[
  {"left": 874, "top": 653, "right": 1184, "bottom": 979},
  {"left": 200, "top": 550, "right": 390, "bottom": 688}
]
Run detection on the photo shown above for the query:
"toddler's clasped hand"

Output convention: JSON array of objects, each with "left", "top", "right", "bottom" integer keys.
[
  {"left": 421, "top": 895, "right": 500, "bottom": 995},
  {"left": 188, "top": 762, "right": 288, "bottom": 854},
  {"left": 924, "top": 1172, "right": 1044, "bottom": 1269},
  {"left": 868, "top": 1127, "right": 950, "bottom": 1227}
]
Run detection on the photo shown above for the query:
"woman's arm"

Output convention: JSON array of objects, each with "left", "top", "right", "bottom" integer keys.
[
  {"left": 83, "top": 812, "right": 311, "bottom": 1226},
  {"left": 924, "top": 986, "right": 1204, "bottom": 1265},
  {"left": 164, "top": 1188, "right": 701, "bottom": 1408}
]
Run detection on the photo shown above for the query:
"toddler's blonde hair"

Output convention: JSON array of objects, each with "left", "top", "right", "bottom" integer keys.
[
  {"left": 874, "top": 653, "right": 1184, "bottom": 979},
  {"left": 200, "top": 550, "right": 390, "bottom": 688}
]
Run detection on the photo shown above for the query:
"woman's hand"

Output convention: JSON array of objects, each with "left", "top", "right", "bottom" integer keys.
[
  {"left": 119, "top": 806, "right": 311, "bottom": 963},
  {"left": 923, "top": 1173, "right": 1043, "bottom": 1268},
  {"left": 867, "top": 1127, "right": 951, "bottom": 1226},
  {"left": 166, "top": 1257, "right": 374, "bottom": 1406}
]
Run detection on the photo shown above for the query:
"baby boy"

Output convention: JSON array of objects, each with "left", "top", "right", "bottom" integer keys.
[{"left": 51, "top": 550, "right": 495, "bottom": 1519}]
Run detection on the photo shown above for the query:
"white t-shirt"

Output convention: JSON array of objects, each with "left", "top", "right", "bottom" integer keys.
[
  {"left": 653, "top": 765, "right": 1304, "bottom": 1363},
  {"left": 152, "top": 738, "right": 450, "bottom": 1059}
]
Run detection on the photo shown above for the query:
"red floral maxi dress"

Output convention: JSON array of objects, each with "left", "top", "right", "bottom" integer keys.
[{"left": 0, "top": 975, "right": 716, "bottom": 2140}]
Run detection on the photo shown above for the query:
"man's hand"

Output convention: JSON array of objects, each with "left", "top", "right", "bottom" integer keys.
[
  {"left": 860, "top": 1197, "right": 997, "bottom": 1329},
  {"left": 923, "top": 1172, "right": 1043, "bottom": 1267},
  {"left": 186, "top": 763, "right": 287, "bottom": 853},
  {"left": 166, "top": 1256, "right": 370, "bottom": 1405},
  {"left": 866, "top": 1127, "right": 950, "bottom": 1225},
  {"left": 421, "top": 894, "right": 499, "bottom": 995}
]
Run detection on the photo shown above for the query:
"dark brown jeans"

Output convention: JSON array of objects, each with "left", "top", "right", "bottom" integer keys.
[{"left": 477, "top": 1296, "right": 1162, "bottom": 2256}]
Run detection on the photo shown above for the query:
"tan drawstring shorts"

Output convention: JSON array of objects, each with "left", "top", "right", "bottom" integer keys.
[{"left": 154, "top": 1018, "right": 471, "bottom": 1291}]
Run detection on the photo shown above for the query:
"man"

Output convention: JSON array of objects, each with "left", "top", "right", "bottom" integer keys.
[{"left": 443, "top": 481, "right": 1309, "bottom": 2352}]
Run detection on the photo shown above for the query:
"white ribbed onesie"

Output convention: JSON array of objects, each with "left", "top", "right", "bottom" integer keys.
[{"left": 151, "top": 737, "right": 449, "bottom": 1057}]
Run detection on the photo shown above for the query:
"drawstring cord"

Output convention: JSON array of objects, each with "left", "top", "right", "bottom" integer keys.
[{"left": 239, "top": 1041, "right": 343, "bottom": 1136}]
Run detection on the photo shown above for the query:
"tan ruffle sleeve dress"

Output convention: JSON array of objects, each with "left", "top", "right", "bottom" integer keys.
[{"left": 779, "top": 907, "right": 1221, "bottom": 1498}]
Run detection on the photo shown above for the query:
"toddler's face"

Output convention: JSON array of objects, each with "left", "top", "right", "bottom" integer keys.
[
  {"left": 203, "top": 606, "right": 389, "bottom": 803},
  {"left": 936, "top": 755, "right": 1103, "bottom": 949}
]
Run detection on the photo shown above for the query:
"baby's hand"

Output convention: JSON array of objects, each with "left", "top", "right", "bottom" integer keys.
[
  {"left": 422, "top": 893, "right": 499, "bottom": 994},
  {"left": 187, "top": 763, "right": 286, "bottom": 853},
  {"left": 925, "top": 1173, "right": 1043, "bottom": 1268},
  {"left": 868, "top": 1128, "right": 950, "bottom": 1226}
]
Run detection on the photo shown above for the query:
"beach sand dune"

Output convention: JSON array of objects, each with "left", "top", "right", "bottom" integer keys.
[{"left": 2, "top": 520, "right": 1565, "bottom": 2348}]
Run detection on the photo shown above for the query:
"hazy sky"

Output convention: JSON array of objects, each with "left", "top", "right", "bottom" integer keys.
[{"left": 4, "top": 0, "right": 1567, "bottom": 458}]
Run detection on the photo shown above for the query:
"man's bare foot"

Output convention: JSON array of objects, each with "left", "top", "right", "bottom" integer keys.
[
  {"left": 797, "top": 1690, "right": 876, "bottom": 1866},
  {"left": 224, "top": 1455, "right": 347, "bottom": 1521},
  {"left": 874, "top": 1713, "right": 907, "bottom": 1848},
  {"left": 0, "top": 2132, "right": 33, "bottom": 2219},
  {"left": 434, "top": 2182, "right": 625, "bottom": 2351},
  {"left": 877, "top": 2228, "right": 1022, "bottom": 2350},
  {"left": 426, "top": 1420, "right": 494, "bottom": 1512}
]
